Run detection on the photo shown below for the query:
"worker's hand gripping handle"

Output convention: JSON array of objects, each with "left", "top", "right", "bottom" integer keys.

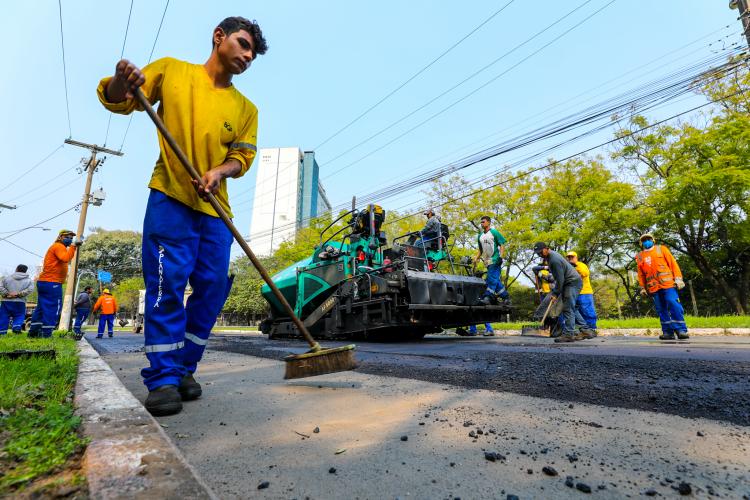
[{"left": 133, "top": 88, "right": 318, "bottom": 349}]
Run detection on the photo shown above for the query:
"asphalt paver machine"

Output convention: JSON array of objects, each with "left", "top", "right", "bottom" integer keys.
[{"left": 260, "top": 204, "right": 511, "bottom": 340}]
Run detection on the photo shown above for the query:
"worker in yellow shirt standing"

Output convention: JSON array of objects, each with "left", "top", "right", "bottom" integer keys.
[
  {"left": 28, "top": 229, "right": 81, "bottom": 338},
  {"left": 97, "top": 17, "right": 267, "bottom": 416},
  {"left": 566, "top": 251, "right": 597, "bottom": 335}
]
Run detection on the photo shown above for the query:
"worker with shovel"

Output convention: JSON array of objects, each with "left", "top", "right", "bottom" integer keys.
[{"left": 97, "top": 17, "right": 268, "bottom": 416}]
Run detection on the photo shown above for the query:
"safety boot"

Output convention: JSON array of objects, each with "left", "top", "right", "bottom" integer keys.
[
  {"left": 659, "top": 333, "right": 675, "bottom": 340},
  {"left": 178, "top": 373, "right": 202, "bottom": 401},
  {"left": 676, "top": 332, "right": 690, "bottom": 340},
  {"left": 483, "top": 330, "right": 495, "bottom": 337},
  {"left": 578, "top": 328, "right": 597, "bottom": 340},
  {"left": 476, "top": 296, "right": 492, "bottom": 306},
  {"left": 145, "top": 385, "right": 182, "bottom": 416},
  {"left": 554, "top": 335, "right": 576, "bottom": 343}
]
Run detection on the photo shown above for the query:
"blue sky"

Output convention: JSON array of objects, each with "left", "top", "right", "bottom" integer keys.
[{"left": 0, "top": 0, "right": 742, "bottom": 273}]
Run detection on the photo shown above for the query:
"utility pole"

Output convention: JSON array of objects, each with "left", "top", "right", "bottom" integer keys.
[
  {"left": 730, "top": 0, "right": 750, "bottom": 49},
  {"left": 58, "top": 139, "right": 123, "bottom": 331}
]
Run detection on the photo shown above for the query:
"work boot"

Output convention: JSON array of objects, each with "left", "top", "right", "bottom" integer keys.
[
  {"left": 659, "top": 332, "right": 675, "bottom": 340},
  {"left": 676, "top": 331, "right": 690, "bottom": 340},
  {"left": 554, "top": 335, "right": 576, "bottom": 343},
  {"left": 483, "top": 330, "right": 495, "bottom": 337},
  {"left": 178, "top": 373, "right": 202, "bottom": 401},
  {"left": 96, "top": 334, "right": 103, "bottom": 339},
  {"left": 145, "top": 385, "right": 182, "bottom": 416},
  {"left": 476, "top": 296, "right": 492, "bottom": 306},
  {"left": 578, "top": 328, "right": 597, "bottom": 340}
]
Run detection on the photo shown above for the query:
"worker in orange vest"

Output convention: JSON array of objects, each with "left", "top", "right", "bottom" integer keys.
[
  {"left": 28, "top": 229, "right": 81, "bottom": 338},
  {"left": 635, "top": 233, "right": 688, "bottom": 340},
  {"left": 93, "top": 288, "right": 118, "bottom": 338}
]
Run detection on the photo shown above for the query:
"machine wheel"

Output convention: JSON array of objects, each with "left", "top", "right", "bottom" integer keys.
[{"left": 456, "top": 327, "right": 470, "bottom": 337}]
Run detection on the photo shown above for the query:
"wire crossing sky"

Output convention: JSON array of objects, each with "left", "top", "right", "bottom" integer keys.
[{"left": 0, "top": 1, "right": 742, "bottom": 271}]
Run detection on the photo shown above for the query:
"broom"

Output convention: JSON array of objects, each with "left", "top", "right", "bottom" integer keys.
[
  {"left": 134, "top": 89, "right": 357, "bottom": 380},
  {"left": 520, "top": 297, "right": 555, "bottom": 336}
]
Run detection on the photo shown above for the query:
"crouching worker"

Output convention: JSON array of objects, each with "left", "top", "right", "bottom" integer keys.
[
  {"left": 97, "top": 16, "right": 267, "bottom": 415},
  {"left": 636, "top": 233, "right": 688, "bottom": 340}
]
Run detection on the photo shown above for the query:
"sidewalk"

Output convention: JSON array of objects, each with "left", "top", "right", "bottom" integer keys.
[{"left": 102, "top": 348, "right": 750, "bottom": 499}]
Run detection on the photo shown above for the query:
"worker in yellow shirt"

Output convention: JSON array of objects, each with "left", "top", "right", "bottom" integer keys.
[
  {"left": 97, "top": 16, "right": 267, "bottom": 416},
  {"left": 566, "top": 251, "right": 597, "bottom": 333}
]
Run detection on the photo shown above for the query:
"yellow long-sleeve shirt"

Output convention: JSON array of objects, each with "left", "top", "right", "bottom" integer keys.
[
  {"left": 97, "top": 57, "right": 258, "bottom": 218},
  {"left": 574, "top": 261, "right": 593, "bottom": 295}
]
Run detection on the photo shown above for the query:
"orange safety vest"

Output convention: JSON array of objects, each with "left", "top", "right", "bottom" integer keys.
[{"left": 636, "top": 245, "right": 682, "bottom": 293}]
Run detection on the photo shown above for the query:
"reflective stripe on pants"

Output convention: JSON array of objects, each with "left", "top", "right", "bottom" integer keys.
[{"left": 651, "top": 287, "right": 687, "bottom": 335}]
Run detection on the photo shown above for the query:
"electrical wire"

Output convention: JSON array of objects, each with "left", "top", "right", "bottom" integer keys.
[
  {"left": 57, "top": 0, "right": 72, "bottom": 138},
  {"left": 321, "top": 0, "right": 596, "bottom": 169},
  {"left": 15, "top": 176, "right": 84, "bottom": 209},
  {"left": 0, "top": 203, "right": 82, "bottom": 244},
  {"left": 313, "top": 0, "right": 517, "bottom": 151},
  {"left": 323, "top": 0, "right": 618, "bottom": 180},
  {"left": 241, "top": 52, "right": 747, "bottom": 244},
  {"left": 383, "top": 88, "right": 749, "bottom": 227},
  {"left": 118, "top": 0, "right": 170, "bottom": 152},
  {"left": 104, "top": 0, "right": 135, "bottom": 147},
  {"left": 0, "top": 145, "right": 63, "bottom": 194},
  {"left": 5, "top": 162, "right": 81, "bottom": 203}
]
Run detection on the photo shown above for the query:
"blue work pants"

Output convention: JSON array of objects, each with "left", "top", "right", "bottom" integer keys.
[
  {"left": 576, "top": 293, "right": 597, "bottom": 329},
  {"left": 0, "top": 302, "right": 25, "bottom": 333},
  {"left": 468, "top": 323, "right": 494, "bottom": 335},
  {"left": 73, "top": 308, "right": 90, "bottom": 334},
  {"left": 97, "top": 314, "right": 115, "bottom": 337},
  {"left": 651, "top": 287, "right": 687, "bottom": 335},
  {"left": 559, "top": 281, "right": 586, "bottom": 336},
  {"left": 483, "top": 264, "right": 509, "bottom": 300},
  {"left": 140, "top": 190, "right": 233, "bottom": 391},
  {"left": 28, "top": 281, "right": 62, "bottom": 338}
]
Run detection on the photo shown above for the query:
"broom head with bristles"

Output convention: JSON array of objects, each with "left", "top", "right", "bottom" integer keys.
[{"left": 284, "top": 344, "right": 358, "bottom": 380}]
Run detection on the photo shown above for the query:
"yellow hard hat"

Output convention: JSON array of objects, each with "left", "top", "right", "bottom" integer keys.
[
  {"left": 103, "top": 288, "right": 110, "bottom": 294},
  {"left": 58, "top": 229, "right": 75, "bottom": 236},
  {"left": 566, "top": 251, "right": 578, "bottom": 258}
]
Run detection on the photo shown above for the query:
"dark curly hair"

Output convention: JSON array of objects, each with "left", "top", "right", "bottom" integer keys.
[{"left": 214, "top": 17, "right": 268, "bottom": 55}]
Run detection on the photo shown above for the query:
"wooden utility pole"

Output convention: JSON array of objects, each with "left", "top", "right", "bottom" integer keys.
[
  {"left": 688, "top": 279, "right": 699, "bottom": 317},
  {"left": 730, "top": 0, "right": 750, "bottom": 48},
  {"left": 58, "top": 139, "right": 123, "bottom": 331}
]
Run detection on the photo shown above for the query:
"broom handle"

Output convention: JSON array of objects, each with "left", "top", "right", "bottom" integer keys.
[
  {"left": 540, "top": 297, "right": 554, "bottom": 325},
  {"left": 134, "top": 89, "right": 319, "bottom": 350}
]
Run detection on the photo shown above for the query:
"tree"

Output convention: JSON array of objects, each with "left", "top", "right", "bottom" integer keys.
[{"left": 77, "top": 228, "right": 142, "bottom": 284}]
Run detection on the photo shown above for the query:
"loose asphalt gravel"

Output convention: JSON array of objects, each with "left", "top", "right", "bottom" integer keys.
[{"left": 206, "top": 334, "right": 750, "bottom": 427}]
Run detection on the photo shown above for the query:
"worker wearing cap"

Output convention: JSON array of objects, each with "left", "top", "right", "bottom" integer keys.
[
  {"left": 93, "top": 289, "right": 118, "bottom": 338},
  {"left": 566, "top": 251, "right": 597, "bottom": 334},
  {"left": 636, "top": 233, "right": 688, "bottom": 340},
  {"left": 97, "top": 17, "right": 267, "bottom": 416},
  {"left": 414, "top": 208, "right": 442, "bottom": 249},
  {"left": 28, "top": 230, "right": 81, "bottom": 338},
  {"left": 533, "top": 242, "right": 591, "bottom": 342}
]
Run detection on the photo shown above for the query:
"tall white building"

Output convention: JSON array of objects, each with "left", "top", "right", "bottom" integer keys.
[{"left": 249, "top": 147, "right": 332, "bottom": 256}]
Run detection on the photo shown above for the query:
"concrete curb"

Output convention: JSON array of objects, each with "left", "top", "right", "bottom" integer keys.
[
  {"left": 492, "top": 327, "right": 750, "bottom": 336},
  {"left": 74, "top": 337, "right": 218, "bottom": 499}
]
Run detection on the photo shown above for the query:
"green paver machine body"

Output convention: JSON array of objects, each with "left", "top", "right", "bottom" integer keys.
[{"left": 260, "top": 204, "right": 511, "bottom": 340}]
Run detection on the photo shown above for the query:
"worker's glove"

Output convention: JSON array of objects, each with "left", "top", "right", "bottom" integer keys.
[
  {"left": 674, "top": 277, "right": 685, "bottom": 290},
  {"left": 73, "top": 237, "right": 84, "bottom": 247},
  {"left": 640, "top": 288, "right": 649, "bottom": 297}
]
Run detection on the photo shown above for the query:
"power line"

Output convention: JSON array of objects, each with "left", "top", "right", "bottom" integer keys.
[
  {"left": 2, "top": 239, "right": 43, "bottom": 259},
  {"left": 104, "top": 0, "right": 135, "bottom": 147},
  {"left": 323, "top": 0, "right": 618, "bottom": 180},
  {"left": 312, "top": 0, "right": 516, "bottom": 151},
  {"left": 119, "top": 0, "right": 171, "bottom": 151},
  {"left": 321, "top": 0, "right": 596, "bottom": 169},
  {"left": 15, "top": 176, "right": 84, "bottom": 209},
  {"left": 57, "top": 0, "right": 72, "bottom": 138},
  {"left": 242, "top": 52, "right": 747, "bottom": 243},
  {"left": 0, "top": 145, "right": 63, "bottom": 195},
  {"left": 384, "top": 88, "right": 749, "bottom": 228},
  {"left": 5, "top": 162, "right": 80, "bottom": 203},
  {"left": 0, "top": 203, "right": 81, "bottom": 245}
]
